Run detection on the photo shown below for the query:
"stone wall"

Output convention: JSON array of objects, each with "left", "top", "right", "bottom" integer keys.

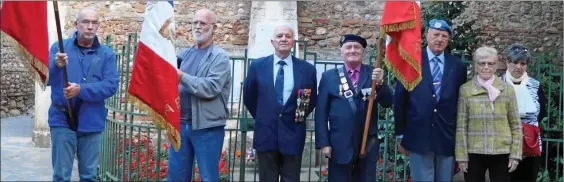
[
  {"left": 63, "top": 1, "right": 251, "bottom": 57},
  {"left": 62, "top": 1, "right": 388, "bottom": 61},
  {"left": 453, "top": 1, "right": 563, "bottom": 69},
  {"left": 297, "top": 1, "right": 385, "bottom": 61},
  {"left": 297, "top": 1, "right": 563, "bottom": 62},
  {"left": 1, "top": 1, "right": 561, "bottom": 118},
  {"left": 1, "top": 37, "right": 35, "bottom": 118}
]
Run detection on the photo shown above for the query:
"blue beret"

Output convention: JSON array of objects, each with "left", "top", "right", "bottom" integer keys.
[
  {"left": 340, "top": 34, "right": 367, "bottom": 48},
  {"left": 428, "top": 19, "right": 453, "bottom": 36}
]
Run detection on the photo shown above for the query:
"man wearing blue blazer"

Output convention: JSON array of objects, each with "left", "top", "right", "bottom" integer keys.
[
  {"left": 315, "top": 34, "right": 392, "bottom": 182},
  {"left": 243, "top": 24, "right": 317, "bottom": 182},
  {"left": 394, "top": 19, "right": 468, "bottom": 181}
]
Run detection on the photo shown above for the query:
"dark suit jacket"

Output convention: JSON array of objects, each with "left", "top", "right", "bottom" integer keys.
[
  {"left": 243, "top": 55, "right": 317, "bottom": 155},
  {"left": 394, "top": 49, "right": 467, "bottom": 156},
  {"left": 315, "top": 64, "right": 392, "bottom": 164}
]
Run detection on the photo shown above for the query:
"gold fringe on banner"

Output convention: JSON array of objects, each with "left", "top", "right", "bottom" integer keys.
[
  {"left": 383, "top": 44, "right": 422, "bottom": 92},
  {"left": 1, "top": 31, "right": 49, "bottom": 90},
  {"left": 128, "top": 94, "right": 182, "bottom": 152},
  {"left": 380, "top": 20, "right": 416, "bottom": 34},
  {"left": 398, "top": 45, "right": 422, "bottom": 74}
]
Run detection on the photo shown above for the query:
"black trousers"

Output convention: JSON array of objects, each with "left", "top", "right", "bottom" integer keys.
[
  {"left": 464, "top": 154, "right": 510, "bottom": 182},
  {"left": 327, "top": 136, "right": 379, "bottom": 182},
  {"left": 510, "top": 156, "right": 541, "bottom": 182},
  {"left": 257, "top": 151, "right": 302, "bottom": 182}
]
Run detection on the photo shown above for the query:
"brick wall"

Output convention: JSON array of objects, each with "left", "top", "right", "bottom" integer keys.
[
  {"left": 454, "top": 1, "right": 563, "bottom": 69},
  {"left": 1, "top": 1, "right": 561, "bottom": 118},
  {"left": 64, "top": 1, "right": 251, "bottom": 57},
  {"left": 297, "top": 1, "right": 385, "bottom": 61}
]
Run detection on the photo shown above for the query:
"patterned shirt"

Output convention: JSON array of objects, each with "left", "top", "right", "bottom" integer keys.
[
  {"left": 501, "top": 74, "right": 546, "bottom": 154},
  {"left": 455, "top": 77, "right": 523, "bottom": 161}
]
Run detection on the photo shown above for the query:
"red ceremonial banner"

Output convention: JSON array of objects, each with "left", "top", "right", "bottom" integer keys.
[
  {"left": 128, "top": 43, "right": 181, "bottom": 151},
  {"left": 1, "top": 1, "right": 50, "bottom": 87},
  {"left": 380, "top": 1, "right": 422, "bottom": 91}
]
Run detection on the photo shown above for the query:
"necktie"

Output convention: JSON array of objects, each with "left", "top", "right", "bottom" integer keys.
[
  {"left": 431, "top": 57, "right": 443, "bottom": 101},
  {"left": 275, "top": 60, "right": 286, "bottom": 105},
  {"left": 349, "top": 69, "right": 358, "bottom": 90}
]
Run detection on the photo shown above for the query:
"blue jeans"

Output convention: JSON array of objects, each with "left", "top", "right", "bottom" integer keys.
[
  {"left": 167, "top": 123, "right": 225, "bottom": 182},
  {"left": 50, "top": 127, "right": 102, "bottom": 182},
  {"left": 409, "top": 151, "right": 455, "bottom": 182}
]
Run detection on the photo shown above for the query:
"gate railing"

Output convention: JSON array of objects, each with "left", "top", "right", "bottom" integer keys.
[{"left": 99, "top": 33, "right": 563, "bottom": 182}]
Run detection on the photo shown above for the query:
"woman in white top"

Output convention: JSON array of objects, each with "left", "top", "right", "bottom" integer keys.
[{"left": 501, "top": 43, "right": 547, "bottom": 182}]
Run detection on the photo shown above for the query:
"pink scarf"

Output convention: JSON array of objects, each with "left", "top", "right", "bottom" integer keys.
[{"left": 477, "top": 76, "right": 500, "bottom": 102}]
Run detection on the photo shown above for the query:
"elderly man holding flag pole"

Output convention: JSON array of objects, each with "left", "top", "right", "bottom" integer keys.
[
  {"left": 170, "top": 8, "right": 232, "bottom": 181},
  {"left": 128, "top": 2, "right": 232, "bottom": 181},
  {"left": 2, "top": 1, "right": 120, "bottom": 181},
  {"left": 387, "top": 2, "right": 468, "bottom": 182},
  {"left": 314, "top": 34, "right": 393, "bottom": 181}
]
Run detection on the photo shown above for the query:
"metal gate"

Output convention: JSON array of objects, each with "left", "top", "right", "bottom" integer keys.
[{"left": 98, "top": 33, "right": 563, "bottom": 182}]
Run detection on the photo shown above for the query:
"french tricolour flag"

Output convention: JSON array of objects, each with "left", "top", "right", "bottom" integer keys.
[{"left": 128, "top": 1, "right": 181, "bottom": 151}]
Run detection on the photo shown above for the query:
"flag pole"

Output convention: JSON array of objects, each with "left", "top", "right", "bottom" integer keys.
[
  {"left": 53, "top": 1, "right": 77, "bottom": 131},
  {"left": 359, "top": 35, "right": 385, "bottom": 158}
]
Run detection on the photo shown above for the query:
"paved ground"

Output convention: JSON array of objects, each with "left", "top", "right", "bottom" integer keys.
[
  {"left": 1, "top": 116, "right": 79, "bottom": 181},
  {"left": 1, "top": 115, "right": 466, "bottom": 181}
]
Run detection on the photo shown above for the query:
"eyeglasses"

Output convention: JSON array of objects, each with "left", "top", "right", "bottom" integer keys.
[
  {"left": 477, "top": 61, "right": 496, "bottom": 67},
  {"left": 79, "top": 20, "right": 99, "bottom": 26},
  {"left": 191, "top": 20, "right": 212, "bottom": 27}
]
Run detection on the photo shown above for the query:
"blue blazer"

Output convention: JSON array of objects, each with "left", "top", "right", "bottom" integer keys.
[
  {"left": 315, "top": 64, "right": 392, "bottom": 164},
  {"left": 394, "top": 50, "right": 467, "bottom": 156},
  {"left": 243, "top": 55, "right": 317, "bottom": 155}
]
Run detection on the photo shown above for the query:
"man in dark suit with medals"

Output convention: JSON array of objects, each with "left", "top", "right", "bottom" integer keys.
[
  {"left": 315, "top": 34, "right": 393, "bottom": 182},
  {"left": 243, "top": 24, "right": 317, "bottom": 182}
]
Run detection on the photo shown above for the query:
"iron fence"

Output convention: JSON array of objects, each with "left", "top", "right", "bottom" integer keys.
[{"left": 98, "top": 33, "right": 563, "bottom": 182}]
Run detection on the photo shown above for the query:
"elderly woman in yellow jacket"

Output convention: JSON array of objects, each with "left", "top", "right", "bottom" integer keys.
[{"left": 455, "top": 46, "right": 523, "bottom": 181}]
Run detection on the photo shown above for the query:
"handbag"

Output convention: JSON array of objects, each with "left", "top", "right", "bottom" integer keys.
[{"left": 522, "top": 122, "right": 541, "bottom": 156}]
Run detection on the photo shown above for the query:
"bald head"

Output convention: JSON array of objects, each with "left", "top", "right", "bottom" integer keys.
[
  {"left": 270, "top": 23, "right": 295, "bottom": 58},
  {"left": 194, "top": 9, "right": 217, "bottom": 24},
  {"left": 74, "top": 7, "right": 100, "bottom": 43},
  {"left": 271, "top": 24, "right": 294, "bottom": 40},
  {"left": 192, "top": 9, "right": 217, "bottom": 46},
  {"left": 76, "top": 7, "right": 98, "bottom": 21}
]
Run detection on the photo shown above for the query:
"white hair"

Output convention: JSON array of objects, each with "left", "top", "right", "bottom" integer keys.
[
  {"left": 473, "top": 46, "right": 499, "bottom": 63},
  {"left": 194, "top": 9, "right": 217, "bottom": 24},
  {"left": 271, "top": 23, "right": 295, "bottom": 40}
]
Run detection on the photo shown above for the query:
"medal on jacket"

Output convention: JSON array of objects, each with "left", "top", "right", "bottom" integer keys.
[
  {"left": 295, "top": 89, "right": 311, "bottom": 122},
  {"left": 362, "top": 89, "right": 369, "bottom": 101},
  {"left": 339, "top": 72, "right": 344, "bottom": 96},
  {"left": 361, "top": 88, "right": 374, "bottom": 101},
  {"left": 339, "top": 73, "right": 353, "bottom": 98}
]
